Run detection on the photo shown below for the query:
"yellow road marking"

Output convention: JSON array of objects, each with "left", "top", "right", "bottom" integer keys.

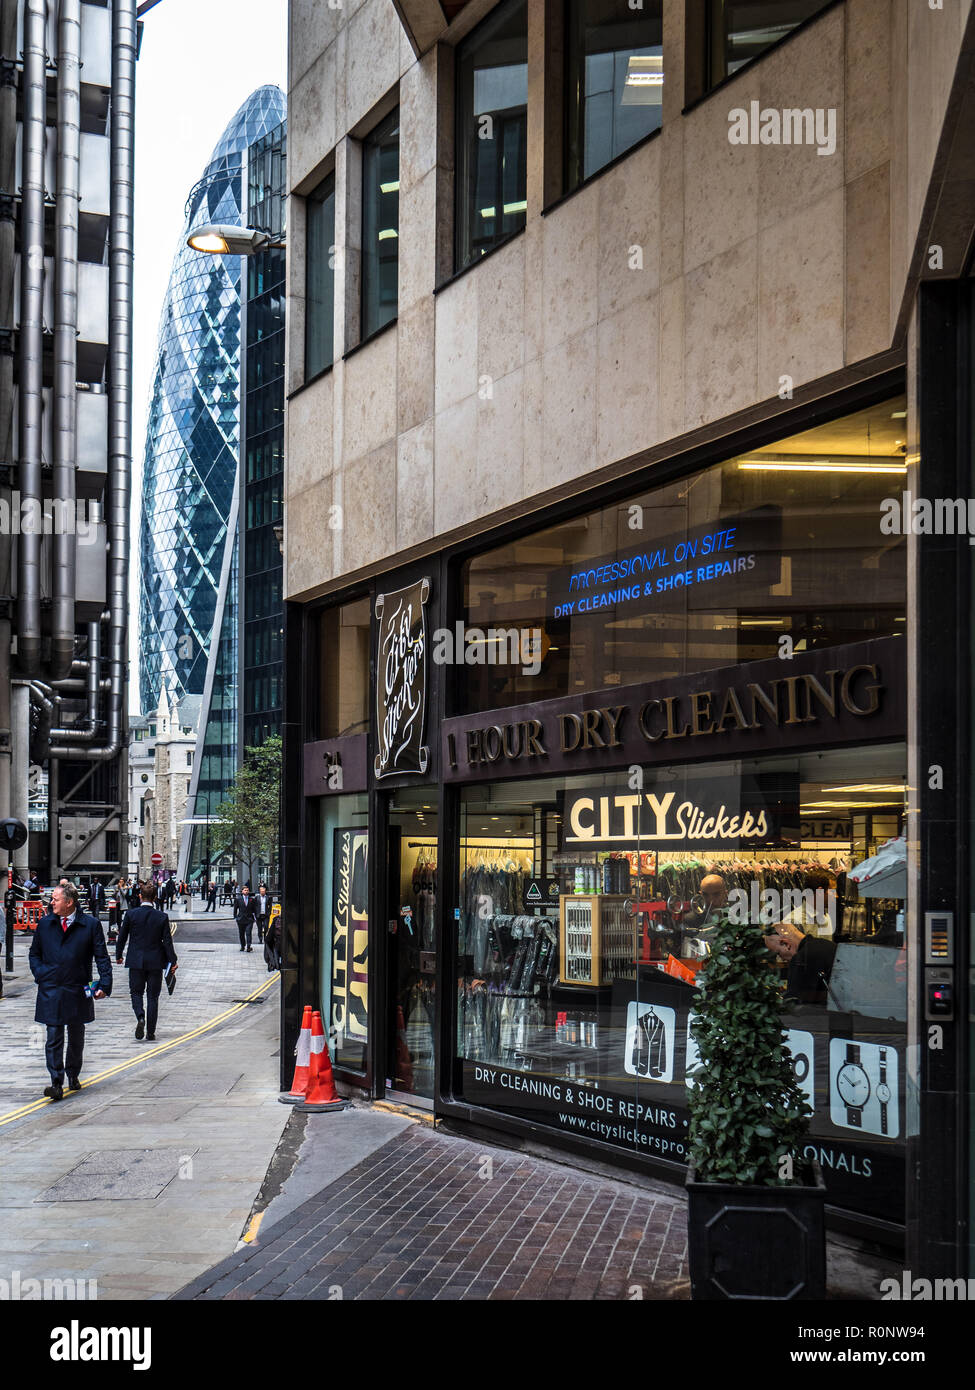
[
  {"left": 0, "top": 973, "right": 279, "bottom": 1127},
  {"left": 241, "top": 1210, "right": 265, "bottom": 1244}
]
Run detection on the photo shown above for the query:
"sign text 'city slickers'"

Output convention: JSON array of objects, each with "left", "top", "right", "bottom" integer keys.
[
  {"left": 562, "top": 784, "right": 793, "bottom": 850},
  {"left": 374, "top": 578, "right": 431, "bottom": 779},
  {"left": 442, "top": 639, "right": 903, "bottom": 782}
]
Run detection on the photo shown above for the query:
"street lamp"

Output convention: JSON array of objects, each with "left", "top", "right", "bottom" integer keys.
[{"left": 186, "top": 223, "right": 286, "bottom": 256}]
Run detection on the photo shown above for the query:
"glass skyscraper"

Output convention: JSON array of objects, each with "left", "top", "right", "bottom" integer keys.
[{"left": 139, "top": 84, "right": 286, "bottom": 717}]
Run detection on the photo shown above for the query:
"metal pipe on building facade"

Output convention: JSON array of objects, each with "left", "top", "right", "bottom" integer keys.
[
  {"left": 49, "top": 0, "right": 135, "bottom": 761},
  {"left": 52, "top": 0, "right": 82, "bottom": 680},
  {"left": 15, "top": 0, "right": 47, "bottom": 677}
]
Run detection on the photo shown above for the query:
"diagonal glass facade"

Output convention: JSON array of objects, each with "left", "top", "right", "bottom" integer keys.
[{"left": 139, "top": 85, "right": 286, "bottom": 716}]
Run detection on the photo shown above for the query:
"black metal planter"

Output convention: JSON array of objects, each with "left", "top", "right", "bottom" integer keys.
[{"left": 686, "top": 1163, "right": 827, "bottom": 1300}]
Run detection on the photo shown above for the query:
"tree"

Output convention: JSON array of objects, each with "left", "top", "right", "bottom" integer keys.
[{"left": 214, "top": 735, "right": 282, "bottom": 885}]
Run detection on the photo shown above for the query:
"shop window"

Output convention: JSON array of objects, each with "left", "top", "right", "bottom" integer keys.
[
  {"left": 455, "top": 0, "right": 528, "bottom": 271},
  {"left": 455, "top": 745, "right": 907, "bottom": 1219},
  {"left": 565, "top": 0, "right": 663, "bottom": 194},
  {"left": 705, "top": 0, "right": 835, "bottom": 90},
  {"left": 456, "top": 395, "right": 908, "bottom": 715},
  {"left": 321, "top": 794, "right": 370, "bottom": 1076},
  {"left": 361, "top": 107, "right": 400, "bottom": 340},
  {"left": 305, "top": 172, "right": 336, "bottom": 379},
  {"left": 318, "top": 596, "right": 371, "bottom": 739}
]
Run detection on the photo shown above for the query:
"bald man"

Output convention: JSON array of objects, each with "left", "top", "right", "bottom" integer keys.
[{"left": 699, "top": 874, "right": 728, "bottom": 910}]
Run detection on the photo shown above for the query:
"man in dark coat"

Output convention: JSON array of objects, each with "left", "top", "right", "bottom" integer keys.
[
  {"left": 234, "top": 883, "right": 257, "bottom": 952},
  {"left": 29, "top": 882, "right": 112, "bottom": 1101},
  {"left": 89, "top": 878, "right": 106, "bottom": 917},
  {"left": 205, "top": 880, "right": 217, "bottom": 913},
  {"left": 115, "top": 882, "right": 178, "bottom": 1042},
  {"left": 764, "top": 921, "right": 837, "bottom": 1005}
]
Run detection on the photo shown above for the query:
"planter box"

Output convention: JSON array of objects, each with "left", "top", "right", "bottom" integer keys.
[{"left": 686, "top": 1163, "right": 826, "bottom": 1300}]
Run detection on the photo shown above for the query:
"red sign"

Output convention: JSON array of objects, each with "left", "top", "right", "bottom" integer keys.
[{"left": 151, "top": 853, "right": 163, "bottom": 866}]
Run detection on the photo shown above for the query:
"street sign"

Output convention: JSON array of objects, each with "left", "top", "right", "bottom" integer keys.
[{"left": 151, "top": 852, "right": 163, "bottom": 866}]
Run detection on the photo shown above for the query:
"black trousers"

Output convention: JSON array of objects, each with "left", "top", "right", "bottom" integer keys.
[
  {"left": 237, "top": 918, "right": 254, "bottom": 948},
  {"left": 205, "top": 898, "right": 216, "bottom": 912},
  {"left": 129, "top": 968, "right": 163, "bottom": 1036},
  {"left": 46, "top": 1022, "right": 85, "bottom": 1083}
]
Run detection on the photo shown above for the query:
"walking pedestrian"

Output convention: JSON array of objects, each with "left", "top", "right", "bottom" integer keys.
[
  {"left": 29, "top": 882, "right": 112, "bottom": 1101},
  {"left": 115, "top": 883, "right": 177, "bottom": 1042},
  {"left": 255, "top": 883, "right": 272, "bottom": 943},
  {"left": 234, "top": 883, "right": 257, "bottom": 953},
  {"left": 205, "top": 880, "right": 217, "bottom": 913}
]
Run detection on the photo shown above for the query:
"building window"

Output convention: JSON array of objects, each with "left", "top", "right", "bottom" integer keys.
[
  {"left": 361, "top": 107, "right": 400, "bottom": 339},
  {"left": 186, "top": 751, "right": 193, "bottom": 767},
  {"left": 706, "top": 0, "right": 833, "bottom": 89},
  {"left": 565, "top": 0, "right": 663, "bottom": 193},
  {"left": 305, "top": 173, "right": 336, "bottom": 378},
  {"left": 455, "top": 0, "right": 528, "bottom": 272}
]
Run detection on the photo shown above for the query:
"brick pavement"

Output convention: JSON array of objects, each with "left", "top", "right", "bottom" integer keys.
[{"left": 177, "top": 1121, "right": 690, "bottom": 1301}]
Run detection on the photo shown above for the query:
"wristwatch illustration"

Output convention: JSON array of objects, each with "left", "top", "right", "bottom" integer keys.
[
  {"left": 836, "top": 1042, "right": 871, "bottom": 1128},
  {"left": 876, "top": 1046, "right": 891, "bottom": 1137}
]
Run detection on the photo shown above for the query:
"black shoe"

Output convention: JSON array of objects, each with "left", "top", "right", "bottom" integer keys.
[
  {"left": 246, "top": 946, "right": 252, "bottom": 953},
  {"left": 67, "top": 1076, "right": 81, "bottom": 1092},
  {"left": 44, "top": 1084, "right": 63, "bottom": 1102},
  {"left": 135, "top": 1019, "right": 145, "bottom": 1040},
  {"left": 240, "top": 946, "right": 245, "bottom": 952},
  {"left": 146, "top": 1033, "right": 155, "bottom": 1041}
]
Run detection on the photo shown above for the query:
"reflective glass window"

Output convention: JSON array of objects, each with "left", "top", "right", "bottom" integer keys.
[
  {"left": 566, "top": 0, "right": 663, "bottom": 192},
  {"left": 455, "top": 0, "right": 528, "bottom": 271},
  {"left": 362, "top": 108, "right": 400, "bottom": 339},
  {"left": 457, "top": 396, "right": 908, "bottom": 714},
  {"left": 306, "top": 173, "right": 336, "bottom": 377},
  {"left": 707, "top": 0, "right": 834, "bottom": 88}
]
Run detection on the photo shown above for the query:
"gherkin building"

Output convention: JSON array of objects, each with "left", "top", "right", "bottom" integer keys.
[{"left": 139, "top": 84, "right": 286, "bottom": 717}]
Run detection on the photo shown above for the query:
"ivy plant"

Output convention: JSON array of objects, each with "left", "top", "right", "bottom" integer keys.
[{"left": 687, "top": 909, "right": 812, "bottom": 1186}]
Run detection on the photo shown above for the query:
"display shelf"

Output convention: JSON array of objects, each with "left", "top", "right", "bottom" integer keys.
[{"left": 558, "top": 894, "right": 637, "bottom": 988}]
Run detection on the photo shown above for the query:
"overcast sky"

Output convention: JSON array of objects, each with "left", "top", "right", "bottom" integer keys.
[{"left": 129, "top": 0, "right": 287, "bottom": 709}]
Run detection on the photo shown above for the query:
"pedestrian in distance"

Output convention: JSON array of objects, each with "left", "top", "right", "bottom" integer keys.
[
  {"left": 29, "top": 882, "right": 112, "bottom": 1102},
  {"left": 115, "top": 883, "right": 177, "bottom": 1042},
  {"left": 234, "top": 883, "right": 257, "bottom": 953},
  {"left": 206, "top": 880, "right": 217, "bottom": 913},
  {"left": 255, "top": 883, "right": 272, "bottom": 942}
]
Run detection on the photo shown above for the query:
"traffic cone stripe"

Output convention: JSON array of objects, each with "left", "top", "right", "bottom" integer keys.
[
  {"left": 279, "top": 1005, "right": 313, "bottom": 1104},
  {"left": 298, "top": 1010, "right": 346, "bottom": 1111},
  {"left": 295, "top": 1031, "right": 311, "bottom": 1066}
]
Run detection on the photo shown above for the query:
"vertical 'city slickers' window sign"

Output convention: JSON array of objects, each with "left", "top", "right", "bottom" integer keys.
[
  {"left": 331, "top": 827, "right": 368, "bottom": 1071},
  {"left": 374, "top": 579, "right": 431, "bottom": 778}
]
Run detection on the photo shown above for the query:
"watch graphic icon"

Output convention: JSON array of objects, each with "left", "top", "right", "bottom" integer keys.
[
  {"left": 829, "top": 1039, "right": 899, "bottom": 1137},
  {"left": 836, "top": 1043, "right": 870, "bottom": 1127}
]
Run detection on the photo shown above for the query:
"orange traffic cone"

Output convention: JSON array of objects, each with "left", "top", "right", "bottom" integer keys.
[
  {"left": 279, "top": 1005, "right": 313, "bottom": 1104},
  {"left": 297, "top": 1011, "right": 347, "bottom": 1112}
]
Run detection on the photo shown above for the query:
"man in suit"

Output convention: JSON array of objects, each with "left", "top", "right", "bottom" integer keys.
[
  {"left": 205, "top": 880, "right": 217, "bottom": 913},
  {"left": 255, "top": 883, "right": 272, "bottom": 942},
  {"left": 29, "top": 882, "right": 112, "bottom": 1101},
  {"left": 89, "top": 878, "right": 106, "bottom": 918},
  {"left": 115, "top": 882, "right": 178, "bottom": 1042},
  {"left": 234, "top": 883, "right": 257, "bottom": 953}
]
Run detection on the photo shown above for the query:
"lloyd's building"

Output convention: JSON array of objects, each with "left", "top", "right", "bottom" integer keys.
[{"left": 279, "top": 0, "right": 975, "bottom": 1281}]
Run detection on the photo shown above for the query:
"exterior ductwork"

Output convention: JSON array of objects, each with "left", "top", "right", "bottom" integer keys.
[
  {"left": 51, "top": 0, "right": 82, "bottom": 680},
  {"left": 16, "top": 0, "right": 47, "bottom": 677},
  {"left": 49, "top": 0, "right": 135, "bottom": 761}
]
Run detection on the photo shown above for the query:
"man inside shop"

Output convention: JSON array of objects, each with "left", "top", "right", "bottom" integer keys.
[
  {"left": 764, "top": 920, "right": 837, "bottom": 1005},
  {"left": 780, "top": 864, "right": 836, "bottom": 938},
  {"left": 699, "top": 873, "right": 729, "bottom": 912}
]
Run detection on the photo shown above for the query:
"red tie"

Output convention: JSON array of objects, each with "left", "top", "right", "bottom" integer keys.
[{"left": 61, "top": 917, "right": 69, "bottom": 933}]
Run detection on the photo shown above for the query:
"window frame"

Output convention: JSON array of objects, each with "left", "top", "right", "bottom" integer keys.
[{"left": 304, "top": 171, "right": 337, "bottom": 381}]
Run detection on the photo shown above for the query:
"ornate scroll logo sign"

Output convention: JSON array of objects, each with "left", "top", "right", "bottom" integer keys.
[{"left": 374, "top": 578, "right": 430, "bottom": 778}]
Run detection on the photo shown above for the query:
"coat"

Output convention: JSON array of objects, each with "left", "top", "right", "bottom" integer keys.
[
  {"left": 234, "top": 893, "right": 258, "bottom": 926},
  {"left": 29, "top": 912, "right": 113, "bottom": 1025},
  {"left": 116, "top": 904, "right": 177, "bottom": 972}
]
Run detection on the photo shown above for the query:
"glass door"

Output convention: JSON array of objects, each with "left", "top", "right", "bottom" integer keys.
[{"left": 387, "top": 790, "right": 438, "bottom": 1100}]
